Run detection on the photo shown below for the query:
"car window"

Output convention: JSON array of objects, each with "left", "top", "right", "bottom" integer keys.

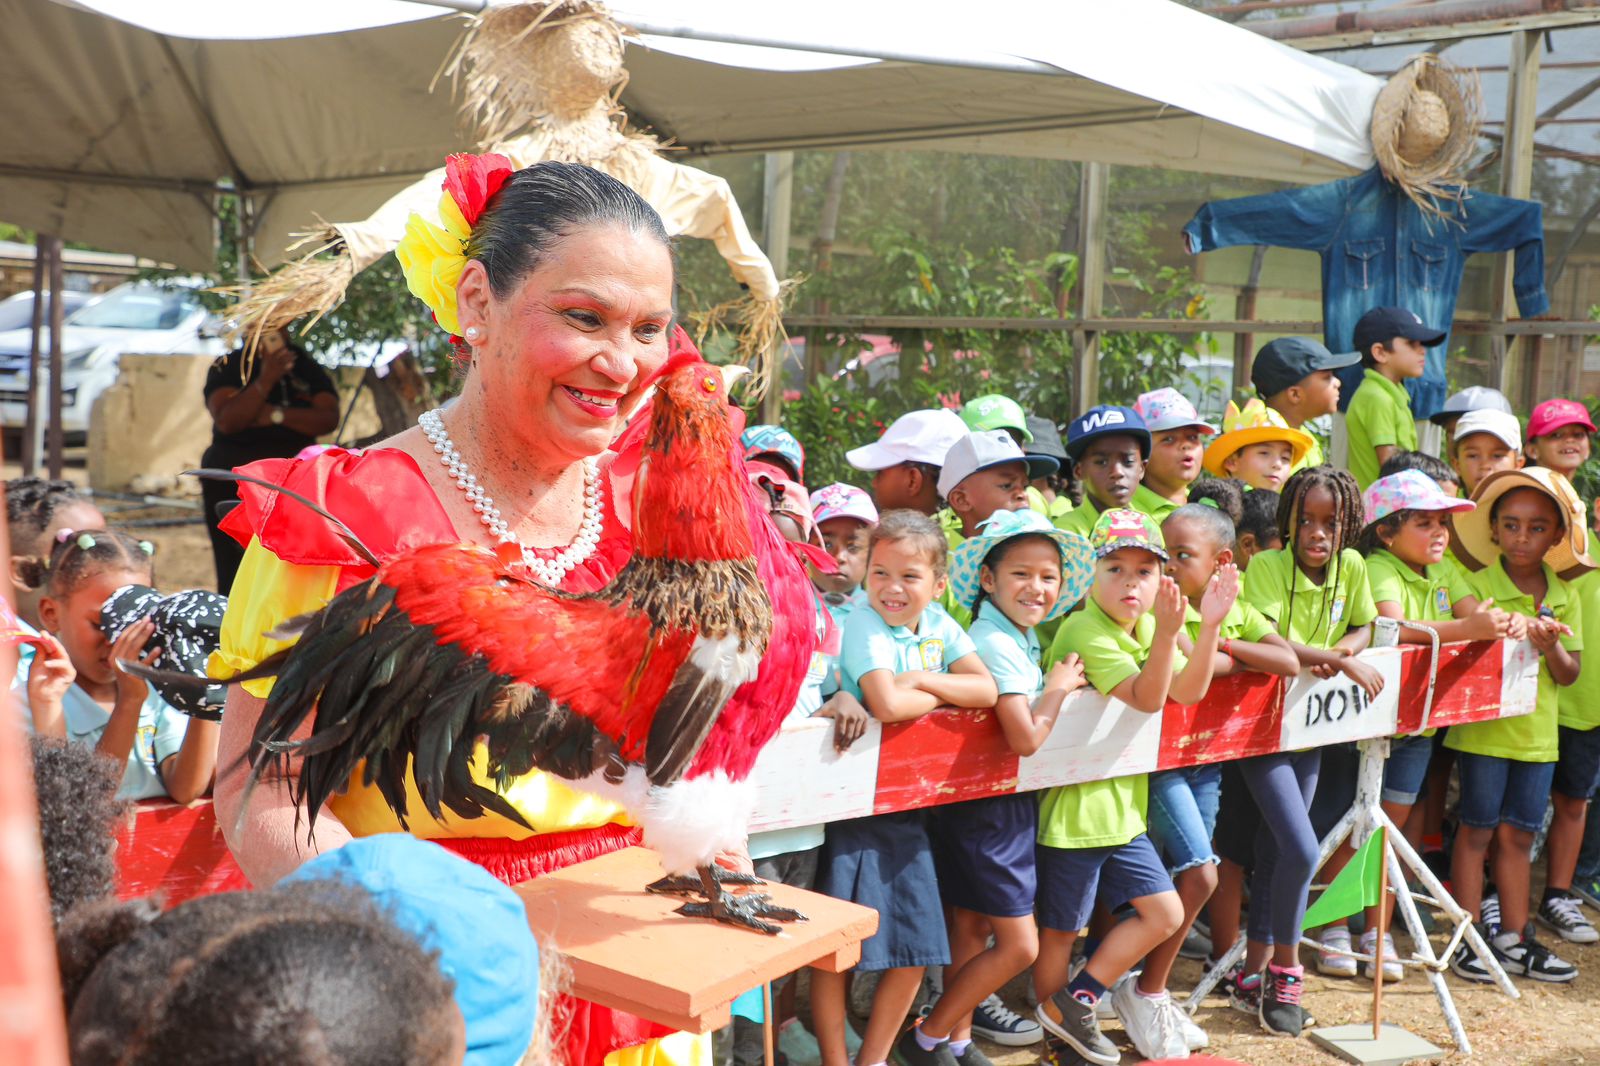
[
  {"left": 0, "top": 291, "right": 92, "bottom": 332},
  {"left": 67, "top": 285, "right": 199, "bottom": 331}
]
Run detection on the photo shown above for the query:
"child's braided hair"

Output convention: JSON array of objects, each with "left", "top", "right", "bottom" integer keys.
[
  {"left": 43, "top": 529, "right": 155, "bottom": 597},
  {"left": 1275, "top": 466, "right": 1364, "bottom": 644}
]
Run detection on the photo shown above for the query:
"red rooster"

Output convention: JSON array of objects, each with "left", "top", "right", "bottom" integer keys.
[{"left": 207, "top": 343, "right": 822, "bottom": 931}]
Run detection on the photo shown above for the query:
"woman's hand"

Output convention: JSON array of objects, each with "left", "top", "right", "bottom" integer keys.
[
  {"left": 1044, "top": 654, "right": 1087, "bottom": 694},
  {"left": 110, "top": 618, "right": 158, "bottom": 708},
  {"left": 259, "top": 345, "right": 296, "bottom": 385},
  {"left": 26, "top": 632, "right": 74, "bottom": 737}
]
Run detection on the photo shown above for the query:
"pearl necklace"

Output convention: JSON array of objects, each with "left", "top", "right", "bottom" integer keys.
[{"left": 419, "top": 408, "right": 603, "bottom": 586}]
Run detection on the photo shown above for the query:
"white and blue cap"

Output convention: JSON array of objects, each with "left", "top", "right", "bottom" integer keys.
[
  {"left": 947, "top": 508, "right": 1095, "bottom": 622},
  {"left": 937, "top": 430, "right": 1060, "bottom": 498},
  {"left": 1066, "top": 404, "right": 1150, "bottom": 461}
]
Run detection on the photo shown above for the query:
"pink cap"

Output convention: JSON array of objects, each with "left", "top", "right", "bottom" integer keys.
[
  {"left": 1529, "top": 398, "right": 1596, "bottom": 439},
  {"left": 1363, "top": 470, "right": 1474, "bottom": 527},
  {"left": 809, "top": 482, "right": 879, "bottom": 526}
]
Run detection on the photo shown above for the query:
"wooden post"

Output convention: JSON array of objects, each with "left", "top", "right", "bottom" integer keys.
[
  {"left": 46, "top": 236, "right": 65, "bottom": 480},
  {"left": 761, "top": 151, "right": 794, "bottom": 426},
  {"left": 1234, "top": 245, "right": 1268, "bottom": 400},
  {"left": 762, "top": 982, "right": 775, "bottom": 1066},
  {"left": 1489, "top": 29, "right": 1543, "bottom": 393},
  {"left": 1074, "top": 162, "right": 1109, "bottom": 412},
  {"left": 22, "top": 235, "right": 49, "bottom": 477},
  {"left": 1372, "top": 826, "right": 1389, "bottom": 1041}
]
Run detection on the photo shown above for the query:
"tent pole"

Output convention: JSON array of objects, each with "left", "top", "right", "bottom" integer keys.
[
  {"left": 46, "top": 236, "right": 65, "bottom": 480},
  {"left": 1489, "top": 28, "right": 1543, "bottom": 397},
  {"left": 1073, "top": 163, "right": 1108, "bottom": 413},
  {"left": 22, "top": 236, "right": 48, "bottom": 477},
  {"left": 760, "top": 151, "right": 794, "bottom": 425},
  {"left": 235, "top": 192, "right": 253, "bottom": 296}
]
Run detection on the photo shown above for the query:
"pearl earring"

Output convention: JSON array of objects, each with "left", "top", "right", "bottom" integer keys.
[{"left": 464, "top": 325, "right": 483, "bottom": 342}]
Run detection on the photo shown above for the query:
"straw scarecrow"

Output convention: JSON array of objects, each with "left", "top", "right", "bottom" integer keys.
[{"left": 233, "top": 1, "right": 789, "bottom": 391}]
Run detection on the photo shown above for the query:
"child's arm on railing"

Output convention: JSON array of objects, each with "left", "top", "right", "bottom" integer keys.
[
  {"left": 858, "top": 670, "right": 943, "bottom": 723},
  {"left": 897, "top": 653, "right": 999, "bottom": 709},
  {"left": 1381, "top": 596, "right": 1513, "bottom": 644},
  {"left": 1219, "top": 633, "right": 1299, "bottom": 677},
  {"left": 1298, "top": 623, "right": 1384, "bottom": 698},
  {"left": 994, "top": 655, "right": 1086, "bottom": 757}
]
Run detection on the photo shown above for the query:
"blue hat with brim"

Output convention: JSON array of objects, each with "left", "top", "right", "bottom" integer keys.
[
  {"left": 948, "top": 508, "right": 1094, "bottom": 623},
  {"left": 286, "top": 835, "right": 539, "bottom": 1066}
]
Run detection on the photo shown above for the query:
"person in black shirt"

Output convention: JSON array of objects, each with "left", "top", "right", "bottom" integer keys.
[{"left": 201, "top": 328, "right": 338, "bottom": 593}]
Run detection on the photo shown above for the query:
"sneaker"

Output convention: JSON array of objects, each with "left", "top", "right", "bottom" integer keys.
[
  {"left": 1449, "top": 923, "right": 1497, "bottom": 984},
  {"left": 1037, "top": 1033, "right": 1078, "bottom": 1066},
  {"left": 1316, "top": 925, "right": 1358, "bottom": 978},
  {"left": 1111, "top": 979, "right": 1187, "bottom": 1060},
  {"left": 777, "top": 1018, "right": 823, "bottom": 1066},
  {"left": 1166, "top": 996, "right": 1209, "bottom": 1051},
  {"left": 972, "top": 993, "right": 1042, "bottom": 1046},
  {"left": 1480, "top": 893, "right": 1501, "bottom": 931},
  {"left": 1179, "top": 925, "right": 1213, "bottom": 960},
  {"left": 892, "top": 1025, "right": 959, "bottom": 1066},
  {"left": 1538, "top": 893, "right": 1600, "bottom": 944},
  {"left": 952, "top": 1043, "right": 994, "bottom": 1066},
  {"left": 1359, "top": 929, "right": 1404, "bottom": 983},
  {"left": 1228, "top": 970, "right": 1261, "bottom": 1015},
  {"left": 1203, "top": 957, "right": 1239, "bottom": 998},
  {"left": 1035, "top": 992, "right": 1120, "bottom": 1066},
  {"left": 1258, "top": 965, "right": 1306, "bottom": 1038},
  {"left": 1574, "top": 876, "right": 1600, "bottom": 910},
  {"left": 1096, "top": 973, "right": 1130, "bottom": 1021},
  {"left": 1499, "top": 934, "right": 1579, "bottom": 983}
]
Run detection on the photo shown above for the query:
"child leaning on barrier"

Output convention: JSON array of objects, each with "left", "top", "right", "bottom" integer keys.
[
  {"left": 1031, "top": 509, "right": 1230, "bottom": 1064},
  {"left": 1234, "top": 466, "right": 1380, "bottom": 1037},
  {"left": 1446, "top": 467, "right": 1586, "bottom": 985},
  {"left": 810, "top": 510, "right": 997, "bottom": 1066},
  {"left": 909, "top": 509, "right": 1092, "bottom": 1066}
]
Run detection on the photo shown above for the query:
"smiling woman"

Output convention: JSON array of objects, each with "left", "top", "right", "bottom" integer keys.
[{"left": 205, "top": 159, "right": 738, "bottom": 1066}]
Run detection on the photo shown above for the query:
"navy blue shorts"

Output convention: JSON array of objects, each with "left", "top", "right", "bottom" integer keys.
[
  {"left": 1035, "top": 833, "right": 1173, "bottom": 934},
  {"left": 1214, "top": 761, "right": 1260, "bottom": 869},
  {"left": 1554, "top": 725, "right": 1600, "bottom": 801},
  {"left": 1382, "top": 734, "right": 1436, "bottom": 806},
  {"left": 817, "top": 810, "right": 950, "bottom": 971},
  {"left": 930, "top": 792, "right": 1038, "bottom": 918},
  {"left": 1456, "top": 752, "right": 1555, "bottom": 833}
]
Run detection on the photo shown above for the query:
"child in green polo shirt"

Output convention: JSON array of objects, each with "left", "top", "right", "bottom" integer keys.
[
  {"left": 1132, "top": 388, "right": 1217, "bottom": 522},
  {"left": 1032, "top": 509, "right": 1228, "bottom": 1063},
  {"left": 1200, "top": 399, "right": 1313, "bottom": 494},
  {"left": 1057, "top": 405, "right": 1160, "bottom": 540},
  {"left": 1445, "top": 468, "right": 1586, "bottom": 984},
  {"left": 812, "top": 510, "right": 999, "bottom": 1066},
  {"left": 1344, "top": 306, "right": 1445, "bottom": 490},
  {"left": 1250, "top": 337, "right": 1361, "bottom": 473},
  {"left": 1516, "top": 400, "right": 1600, "bottom": 948}
]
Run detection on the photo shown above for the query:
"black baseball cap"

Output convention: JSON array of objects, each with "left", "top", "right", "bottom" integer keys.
[
  {"left": 1023, "top": 415, "right": 1068, "bottom": 463},
  {"left": 1353, "top": 307, "right": 1447, "bottom": 357},
  {"left": 1251, "top": 337, "right": 1361, "bottom": 398}
]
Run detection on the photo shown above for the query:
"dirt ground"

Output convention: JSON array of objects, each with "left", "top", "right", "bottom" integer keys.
[{"left": 25, "top": 458, "right": 1600, "bottom": 1065}]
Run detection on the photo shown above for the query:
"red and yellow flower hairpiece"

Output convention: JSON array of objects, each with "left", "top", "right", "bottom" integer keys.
[{"left": 394, "top": 152, "right": 515, "bottom": 340}]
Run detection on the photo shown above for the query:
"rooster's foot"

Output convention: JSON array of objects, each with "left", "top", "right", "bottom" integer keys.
[
  {"left": 674, "top": 891, "right": 808, "bottom": 935},
  {"left": 647, "top": 866, "right": 764, "bottom": 898}
]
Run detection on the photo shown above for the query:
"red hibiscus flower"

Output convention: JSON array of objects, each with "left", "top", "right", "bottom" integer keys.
[{"left": 443, "top": 152, "right": 515, "bottom": 227}]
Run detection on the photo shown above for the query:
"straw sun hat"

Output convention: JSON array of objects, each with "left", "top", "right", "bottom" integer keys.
[
  {"left": 1371, "top": 54, "right": 1484, "bottom": 216},
  {"left": 1450, "top": 467, "right": 1596, "bottom": 581}
]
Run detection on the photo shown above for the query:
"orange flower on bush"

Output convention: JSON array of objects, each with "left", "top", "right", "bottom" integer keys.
[{"left": 395, "top": 153, "right": 515, "bottom": 339}]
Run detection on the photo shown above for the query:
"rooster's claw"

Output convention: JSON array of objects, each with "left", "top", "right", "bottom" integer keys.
[
  {"left": 648, "top": 867, "right": 763, "bottom": 896},
  {"left": 675, "top": 891, "right": 808, "bottom": 935}
]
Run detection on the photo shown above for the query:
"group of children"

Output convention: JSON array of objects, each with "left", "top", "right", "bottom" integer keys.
[{"left": 732, "top": 302, "right": 1600, "bottom": 1066}]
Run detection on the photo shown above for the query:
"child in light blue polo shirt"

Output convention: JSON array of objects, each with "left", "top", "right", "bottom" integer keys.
[{"left": 813, "top": 510, "right": 997, "bottom": 1066}]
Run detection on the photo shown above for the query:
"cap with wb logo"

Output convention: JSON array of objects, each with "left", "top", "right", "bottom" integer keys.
[{"left": 1066, "top": 405, "right": 1150, "bottom": 462}]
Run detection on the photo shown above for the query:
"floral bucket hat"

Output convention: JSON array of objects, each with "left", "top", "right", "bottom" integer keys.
[{"left": 948, "top": 508, "right": 1094, "bottom": 623}]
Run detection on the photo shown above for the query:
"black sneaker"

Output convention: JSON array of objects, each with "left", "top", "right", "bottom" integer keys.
[
  {"left": 1037, "top": 1033, "right": 1084, "bottom": 1066},
  {"left": 1228, "top": 970, "right": 1261, "bottom": 1015},
  {"left": 1258, "top": 966, "right": 1307, "bottom": 1038},
  {"left": 1537, "top": 893, "right": 1600, "bottom": 944},
  {"left": 893, "top": 1027, "right": 959, "bottom": 1066},
  {"left": 1035, "top": 992, "right": 1120, "bottom": 1066},
  {"left": 971, "top": 993, "right": 1042, "bottom": 1046},
  {"left": 1450, "top": 923, "right": 1498, "bottom": 984},
  {"left": 1499, "top": 935, "right": 1579, "bottom": 983}
]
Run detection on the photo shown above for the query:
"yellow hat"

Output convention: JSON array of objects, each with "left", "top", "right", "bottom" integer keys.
[
  {"left": 1201, "top": 399, "right": 1315, "bottom": 477},
  {"left": 1450, "top": 467, "right": 1596, "bottom": 581}
]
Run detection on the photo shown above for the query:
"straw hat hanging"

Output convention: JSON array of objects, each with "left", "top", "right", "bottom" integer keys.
[{"left": 1370, "top": 54, "right": 1484, "bottom": 220}]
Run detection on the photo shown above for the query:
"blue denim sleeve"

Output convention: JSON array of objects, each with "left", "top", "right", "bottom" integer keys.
[
  {"left": 1459, "top": 190, "right": 1551, "bottom": 317},
  {"left": 1183, "top": 180, "right": 1346, "bottom": 254}
]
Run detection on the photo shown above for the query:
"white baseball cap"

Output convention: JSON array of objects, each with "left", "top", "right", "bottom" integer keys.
[
  {"left": 846, "top": 408, "right": 969, "bottom": 472},
  {"left": 937, "top": 430, "right": 1060, "bottom": 498},
  {"left": 1453, "top": 409, "right": 1522, "bottom": 452}
]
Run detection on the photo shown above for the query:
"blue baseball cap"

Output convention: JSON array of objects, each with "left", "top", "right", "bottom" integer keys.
[
  {"left": 287, "top": 835, "right": 539, "bottom": 1066},
  {"left": 741, "top": 424, "right": 805, "bottom": 481},
  {"left": 1066, "top": 405, "right": 1150, "bottom": 461}
]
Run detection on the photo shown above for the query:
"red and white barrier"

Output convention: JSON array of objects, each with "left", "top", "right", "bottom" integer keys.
[{"left": 115, "top": 639, "right": 1537, "bottom": 900}]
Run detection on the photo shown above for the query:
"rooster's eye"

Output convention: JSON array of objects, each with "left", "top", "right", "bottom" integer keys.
[{"left": 702, "top": 375, "right": 718, "bottom": 393}]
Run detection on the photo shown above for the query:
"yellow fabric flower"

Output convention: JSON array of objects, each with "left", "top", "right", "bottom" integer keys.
[{"left": 395, "top": 191, "right": 473, "bottom": 337}]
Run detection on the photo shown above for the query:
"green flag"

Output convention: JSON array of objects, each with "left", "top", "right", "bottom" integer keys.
[{"left": 1303, "top": 826, "right": 1386, "bottom": 929}]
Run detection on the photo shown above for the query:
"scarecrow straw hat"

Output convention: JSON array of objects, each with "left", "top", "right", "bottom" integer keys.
[
  {"left": 1450, "top": 467, "right": 1596, "bottom": 581},
  {"left": 1371, "top": 54, "right": 1483, "bottom": 218}
]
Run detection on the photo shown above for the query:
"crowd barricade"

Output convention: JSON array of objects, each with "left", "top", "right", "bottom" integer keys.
[{"left": 114, "top": 639, "right": 1537, "bottom": 901}]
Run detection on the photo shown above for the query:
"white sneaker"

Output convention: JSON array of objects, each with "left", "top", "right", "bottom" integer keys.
[
  {"left": 1111, "top": 979, "right": 1188, "bottom": 1060},
  {"left": 1166, "top": 996, "right": 1209, "bottom": 1051},
  {"left": 1097, "top": 972, "right": 1131, "bottom": 1020},
  {"left": 1316, "top": 925, "right": 1358, "bottom": 978},
  {"left": 1360, "top": 929, "right": 1404, "bottom": 982}
]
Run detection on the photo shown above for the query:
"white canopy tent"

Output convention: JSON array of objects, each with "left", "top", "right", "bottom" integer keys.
[{"left": 3, "top": 0, "right": 1384, "bottom": 271}]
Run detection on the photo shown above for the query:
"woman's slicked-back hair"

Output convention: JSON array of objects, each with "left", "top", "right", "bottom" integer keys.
[{"left": 465, "top": 160, "right": 672, "bottom": 299}]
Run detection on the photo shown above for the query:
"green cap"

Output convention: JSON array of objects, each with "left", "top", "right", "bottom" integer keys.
[
  {"left": 1089, "top": 508, "right": 1167, "bottom": 561},
  {"left": 960, "top": 394, "right": 1032, "bottom": 442}
]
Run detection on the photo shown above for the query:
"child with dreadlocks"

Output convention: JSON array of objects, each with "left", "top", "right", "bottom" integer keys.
[
  {"left": 30, "top": 530, "right": 216, "bottom": 802},
  {"left": 1234, "top": 466, "right": 1381, "bottom": 1036}
]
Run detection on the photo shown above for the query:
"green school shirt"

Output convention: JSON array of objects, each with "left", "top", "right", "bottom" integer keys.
[
  {"left": 1345, "top": 369, "right": 1418, "bottom": 489},
  {"left": 1240, "top": 547, "right": 1378, "bottom": 649},
  {"left": 1055, "top": 495, "right": 1102, "bottom": 539},
  {"left": 1184, "top": 599, "right": 1277, "bottom": 645},
  {"left": 1366, "top": 549, "right": 1474, "bottom": 624},
  {"left": 1027, "top": 486, "right": 1074, "bottom": 527},
  {"left": 1447, "top": 560, "right": 1581, "bottom": 761},
  {"left": 1293, "top": 433, "right": 1325, "bottom": 473},
  {"left": 1131, "top": 483, "right": 1182, "bottom": 525},
  {"left": 1038, "top": 597, "right": 1186, "bottom": 850},
  {"left": 1559, "top": 531, "right": 1600, "bottom": 730}
]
